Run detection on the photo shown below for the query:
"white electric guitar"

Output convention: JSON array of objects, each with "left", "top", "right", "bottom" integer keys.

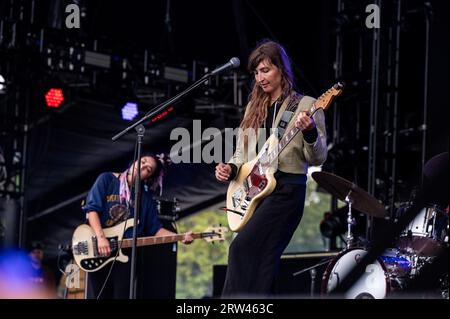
[{"left": 226, "top": 83, "right": 344, "bottom": 232}]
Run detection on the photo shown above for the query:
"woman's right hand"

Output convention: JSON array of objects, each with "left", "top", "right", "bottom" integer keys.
[
  {"left": 97, "top": 237, "right": 111, "bottom": 257},
  {"left": 215, "top": 163, "right": 232, "bottom": 182}
]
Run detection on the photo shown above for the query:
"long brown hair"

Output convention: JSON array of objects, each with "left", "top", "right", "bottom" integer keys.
[{"left": 240, "top": 40, "right": 294, "bottom": 133}]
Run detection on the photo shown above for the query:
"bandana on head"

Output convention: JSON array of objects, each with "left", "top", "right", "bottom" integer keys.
[{"left": 119, "top": 168, "right": 131, "bottom": 207}]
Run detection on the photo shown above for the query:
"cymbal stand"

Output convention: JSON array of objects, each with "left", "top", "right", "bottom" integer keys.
[
  {"left": 345, "top": 190, "right": 355, "bottom": 249},
  {"left": 292, "top": 258, "right": 334, "bottom": 297},
  {"left": 292, "top": 258, "right": 334, "bottom": 277}
]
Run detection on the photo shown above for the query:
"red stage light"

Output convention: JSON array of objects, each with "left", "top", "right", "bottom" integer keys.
[{"left": 45, "top": 88, "right": 64, "bottom": 108}]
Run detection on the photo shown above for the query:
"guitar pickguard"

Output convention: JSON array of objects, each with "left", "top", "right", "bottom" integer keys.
[
  {"left": 232, "top": 172, "right": 268, "bottom": 212},
  {"left": 80, "top": 257, "right": 108, "bottom": 271}
]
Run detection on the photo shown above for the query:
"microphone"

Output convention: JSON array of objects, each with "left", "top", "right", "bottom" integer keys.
[{"left": 210, "top": 57, "right": 240, "bottom": 76}]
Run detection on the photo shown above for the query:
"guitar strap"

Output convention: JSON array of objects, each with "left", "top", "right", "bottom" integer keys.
[{"left": 276, "top": 93, "right": 303, "bottom": 139}]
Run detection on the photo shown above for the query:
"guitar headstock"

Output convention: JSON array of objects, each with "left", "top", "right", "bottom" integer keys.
[
  {"left": 314, "top": 82, "right": 344, "bottom": 111},
  {"left": 202, "top": 226, "right": 228, "bottom": 243}
]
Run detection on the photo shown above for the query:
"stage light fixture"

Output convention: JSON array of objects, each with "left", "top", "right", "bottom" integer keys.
[
  {"left": 121, "top": 102, "right": 139, "bottom": 121},
  {"left": 45, "top": 88, "right": 65, "bottom": 108}
]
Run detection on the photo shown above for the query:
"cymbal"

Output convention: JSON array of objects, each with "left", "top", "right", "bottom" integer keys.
[
  {"left": 424, "top": 152, "right": 448, "bottom": 178},
  {"left": 423, "top": 152, "right": 448, "bottom": 207},
  {"left": 312, "top": 171, "right": 387, "bottom": 218}
]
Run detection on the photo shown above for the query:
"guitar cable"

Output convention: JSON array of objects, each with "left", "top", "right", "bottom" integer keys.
[
  {"left": 56, "top": 248, "right": 67, "bottom": 276},
  {"left": 56, "top": 248, "right": 80, "bottom": 281},
  {"left": 95, "top": 218, "right": 129, "bottom": 299}
]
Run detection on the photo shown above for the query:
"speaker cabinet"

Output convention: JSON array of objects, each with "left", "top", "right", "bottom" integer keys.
[{"left": 136, "top": 220, "right": 177, "bottom": 299}]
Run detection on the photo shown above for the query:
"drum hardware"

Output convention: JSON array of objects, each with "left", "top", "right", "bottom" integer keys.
[
  {"left": 397, "top": 204, "right": 448, "bottom": 257},
  {"left": 317, "top": 224, "right": 444, "bottom": 299},
  {"left": 313, "top": 171, "right": 388, "bottom": 250},
  {"left": 312, "top": 171, "right": 388, "bottom": 219},
  {"left": 320, "top": 205, "right": 367, "bottom": 250},
  {"left": 344, "top": 191, "right": 356, "bottom": 249},
  {"left": 312, "top": 171, "right": 448, "bottom": 298},
  {"left": 439, "top": 274, "right": 448, "bottom": 299},
  {"left": 310, "top": 268, "right": 317, "bottom": 298},
  {"left": 319, "top": 244, "right": 445, "bottom": 298},
  {"left": 321, "top": 247, "right": 418, "bottom": 299},
  {"left": 380, "top": 248, "right": 413, "bottom": 292},
  {"left": 292, "top": 258, "right": 334, "bottom": 277},
  {"left": 321, "top": 206, "right": 442, "bottom": 298},
  {"left": 321, "top": 248, "right": 390, "bottom": 299},
  {"left": 292, "top": 258, "right": 334, "bottom": 298}
]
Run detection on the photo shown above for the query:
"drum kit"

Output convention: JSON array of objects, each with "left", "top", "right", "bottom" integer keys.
[{"left": 311, "top": 170, "right": 449, "bottom": 299}]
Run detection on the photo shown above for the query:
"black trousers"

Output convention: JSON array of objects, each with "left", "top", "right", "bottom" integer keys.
[
  {"left": 86, "top": 248, "right": 141, "bottom": 299},
  {"left": 222, "top": 181, "right": 306, "bottom": 297}
]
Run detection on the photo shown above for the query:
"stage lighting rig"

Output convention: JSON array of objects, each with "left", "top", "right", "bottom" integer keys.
[
  {"left": 44, "top": 88, "right": 65, "bottom": 108},
  {"left": 121, "top": 102, "right": 139, "bottom": 121}
]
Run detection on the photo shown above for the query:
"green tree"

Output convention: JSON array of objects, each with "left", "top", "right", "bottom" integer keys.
[
  {"left": 285, "top": 178, "right": 332, "bottom": 252},
  {"left": 176, "top": 208, "right": 233, "bottom": 299}
]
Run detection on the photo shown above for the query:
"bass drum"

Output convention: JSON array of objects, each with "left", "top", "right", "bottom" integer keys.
[{"left": 321, "top": 248, "right": 390, "bottom": 299}]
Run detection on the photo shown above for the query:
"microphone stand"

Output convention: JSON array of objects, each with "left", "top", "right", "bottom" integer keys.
[{"left": 112, "top": 72, "right": 219, "bottom": 299}]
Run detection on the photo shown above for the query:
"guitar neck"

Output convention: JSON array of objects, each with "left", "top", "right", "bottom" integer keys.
[
  {"left": 266, "top": 103, "right": 317, "bottom": 164},
  {"left": 120, "top": 232, "right": 204, "bottom": 248}
]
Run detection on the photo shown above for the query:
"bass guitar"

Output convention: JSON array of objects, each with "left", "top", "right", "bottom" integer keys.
[{"left": 71, "top": 218, "right": 227, "bottom": 272}]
